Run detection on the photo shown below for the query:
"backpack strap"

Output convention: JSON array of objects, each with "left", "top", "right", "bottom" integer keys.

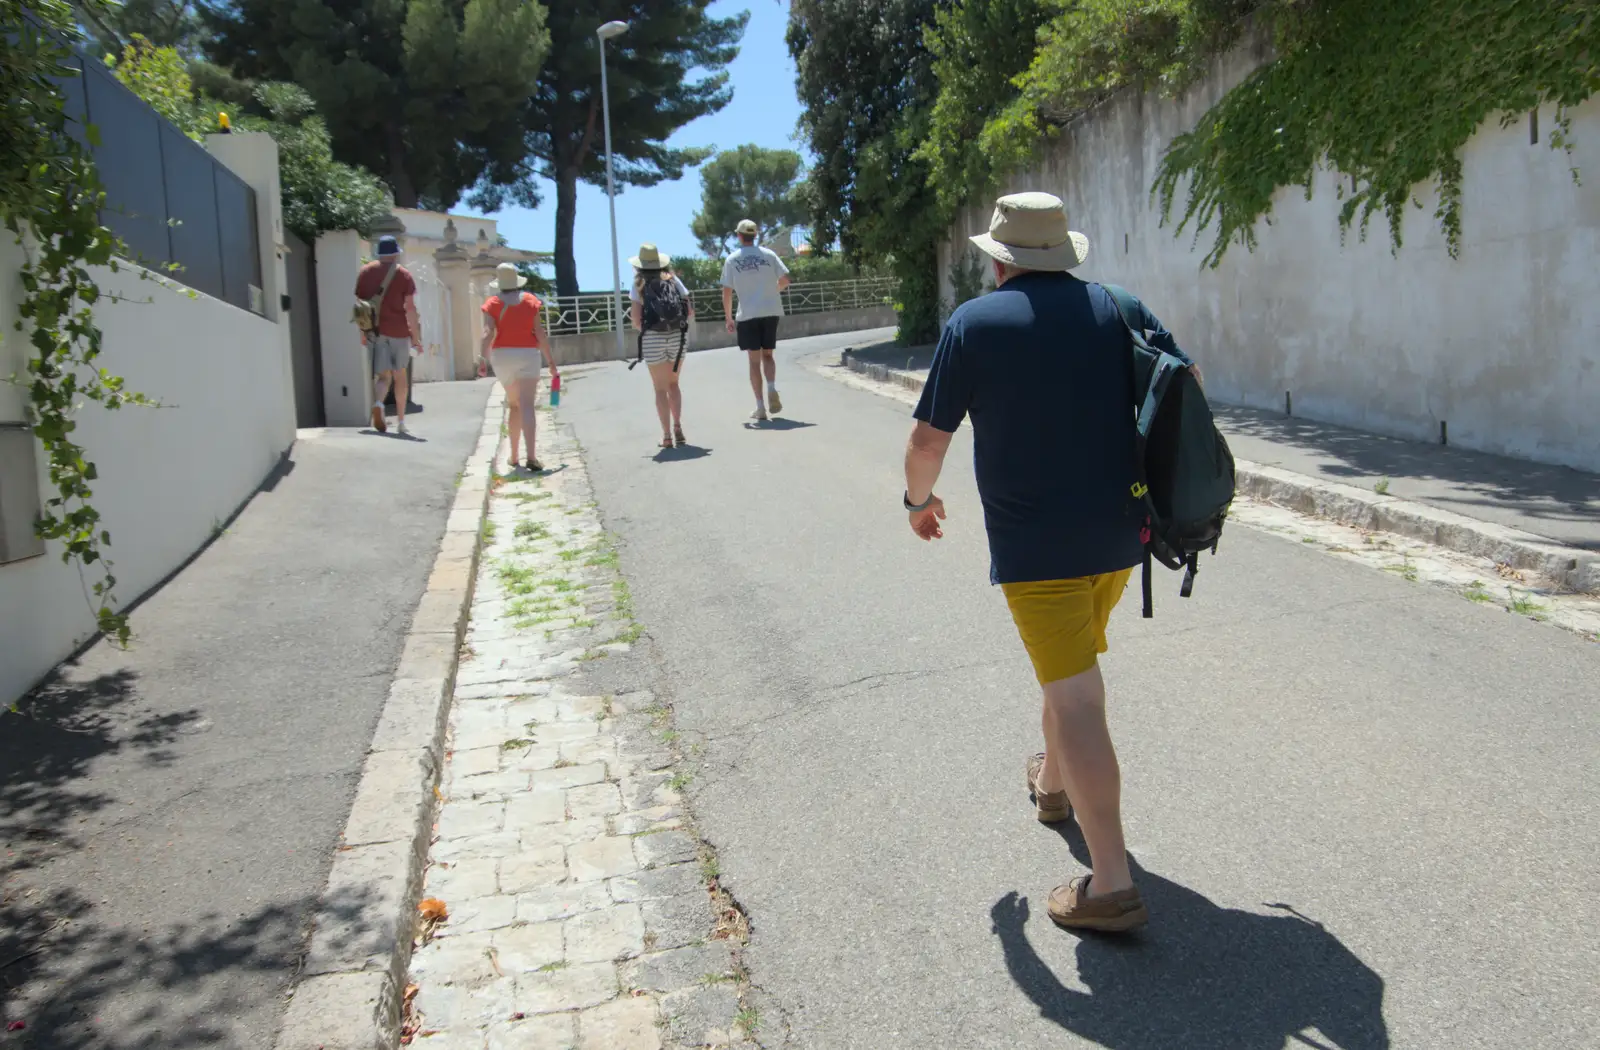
[
  {"left": 1101, "top": 283, "right": 1142, "bottom": 333},
  {"left": 1141, "top": 548, "right": 1154, "bottom": 619},
  {"left": 374, "top": 262, "right": 399, "bottom": 305}
]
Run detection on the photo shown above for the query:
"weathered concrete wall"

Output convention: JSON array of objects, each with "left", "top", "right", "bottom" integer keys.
[
  {"left": 941, "top": 37, "right": 1600, "bottom": 472},
  {"left": 551, "top": 305, "right": 898, "bottom": 366}
]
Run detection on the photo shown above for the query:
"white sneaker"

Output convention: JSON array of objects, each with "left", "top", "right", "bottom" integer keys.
[
  {"left": 750, "top": 406, "right": 768, "bottom": 422},
  {"left": 767, "top": 388, "right": 783, "bottom": 414},
  {"left": 397, "top": 420, "right": 410, "bottom": 436}
]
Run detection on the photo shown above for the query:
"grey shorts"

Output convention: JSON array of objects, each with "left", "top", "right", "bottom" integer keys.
[{"left": 372, "top": 335, "right": 411, "bottom": 374}]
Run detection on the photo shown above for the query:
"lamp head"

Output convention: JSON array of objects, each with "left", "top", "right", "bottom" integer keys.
[{"left": 597, "top": 21, "right": 628, "bottom": 40}]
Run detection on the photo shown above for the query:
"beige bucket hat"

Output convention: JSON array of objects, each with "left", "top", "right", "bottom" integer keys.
[
  {"left": 494, "top": 262, "right": 526, "bottom": 291},
  {"left": 629, "top": 242, "right": 670, "bottom": 270},
  {"left": 969, "top": 191, "right": 1089, "bottom": 271}
]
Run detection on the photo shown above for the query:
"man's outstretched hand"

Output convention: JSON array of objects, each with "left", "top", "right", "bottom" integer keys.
[{"left": 909, "top": 497, "right": 947, "bottom": 541}]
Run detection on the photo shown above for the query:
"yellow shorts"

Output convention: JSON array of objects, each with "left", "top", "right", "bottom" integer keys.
[{"left": 1001, "top": 569, "right": 1134, "bottom": 685}]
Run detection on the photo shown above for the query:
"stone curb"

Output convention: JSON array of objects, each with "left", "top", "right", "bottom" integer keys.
[
  {"left": 838, "top": 350, "right": 1598, "bottom": 595},
  {"left": 1234, "top": 462, "right": 1599, "bottom": 594},
  {"left": 273, "top": 387, "right": 507, "bottom": 1050}
]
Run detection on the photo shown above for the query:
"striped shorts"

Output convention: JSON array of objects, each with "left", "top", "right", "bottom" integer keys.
[{"left": 639, "top": 329, "right": 685, "bottom": 367}]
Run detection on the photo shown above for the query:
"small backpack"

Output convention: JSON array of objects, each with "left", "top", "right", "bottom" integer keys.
[
  {"left": 1103, "top": 284, "right": 1236, "bottom": 618},
  {"left": 640, "top": 275, "right": 688, "bottom": 333},
  {"left": 353, "top": 263, "right": 399, "bottom": 336}
]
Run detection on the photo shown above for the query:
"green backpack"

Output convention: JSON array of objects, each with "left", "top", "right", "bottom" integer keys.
[{"left": 1103, "top": 284, "right": 1236, "bottom": 618}]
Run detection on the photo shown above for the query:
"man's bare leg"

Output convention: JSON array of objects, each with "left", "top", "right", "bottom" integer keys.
[
  {"left": 1036, "top": 664, "right": 1134, "bottom": 897},
  {"left": 761, "top": 348, "right": 782, "bottom": 412},
  {"left": 371, "top": 369, "right": 394, "bottom": 432},
  {"left": 393, "top": 367, "right": 409, "bottom": 431},
  {"left": 747, "top": 351, "right": 766, "bottom": 411}
]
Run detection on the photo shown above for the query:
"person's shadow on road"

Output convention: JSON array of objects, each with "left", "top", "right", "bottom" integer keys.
[
  {"left": 993, "top": 825, "right": 1389, "bottom": 1050},
  {"left": 651, "top": 444, "right": 713, "bottom": 463},
  {"left": 744, "top": 418, "right": 816, "bottom": 432}
]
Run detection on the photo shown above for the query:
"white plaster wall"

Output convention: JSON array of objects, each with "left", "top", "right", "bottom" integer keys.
[
  {"left": 315, "top": 229, "right": 372, "bottom": 426},
  {"left": 393, "top": 208, "right": 498, "bottom": 246},
  {"left": 0, "top": 239, "right": 295, "bottom": 704},
  {"left": 942, "top": 38, "right": 1600, "bottom": 472}
]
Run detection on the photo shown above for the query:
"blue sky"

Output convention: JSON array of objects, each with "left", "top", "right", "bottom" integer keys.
[{"left": 470, "top": 1, "right": 803, "bottom": 291}]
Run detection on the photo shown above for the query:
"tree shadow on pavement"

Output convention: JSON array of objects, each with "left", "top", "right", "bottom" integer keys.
[
  {"left": 0, "top": 667, "right": 293, "bottom": 1046},
  {"left": 0, "top": 889, "right": 350, "bottom": 1049},
  {"left": 993, "top": 824, "right": 1389, "bottom": 1050}
]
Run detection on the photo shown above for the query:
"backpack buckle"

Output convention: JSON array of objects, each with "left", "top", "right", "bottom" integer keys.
[{"left": 1130, "top": 482, "right": 1148, "bottom": 498}]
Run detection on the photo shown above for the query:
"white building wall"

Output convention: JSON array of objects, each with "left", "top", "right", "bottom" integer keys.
[
  {"left": 0, "top": 239, "right": 295, "bottom": 704},
  {"left": 942, "top": 39, "right": 1600, "bottom": 472}
]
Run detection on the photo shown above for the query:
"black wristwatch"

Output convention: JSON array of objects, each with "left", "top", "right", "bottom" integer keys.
[{"left": 904, "top": 491, "right": 935, "bottom": 512}]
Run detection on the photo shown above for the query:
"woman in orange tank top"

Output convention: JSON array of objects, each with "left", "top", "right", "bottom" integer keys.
[{"left": 480, "top": 263, "right": 559, "bottom": 471}]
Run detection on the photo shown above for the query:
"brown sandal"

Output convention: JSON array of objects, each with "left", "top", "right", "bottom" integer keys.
[
  {"left": 1026, "top": 753, "right": 1072, "bottom": 823},
  {"left": 673, "top": 424, "right": 687, "bottom": 447},
  {"left": 660, "top": 436, "right": 674, "bottom": 449},
  {"left": 1047, "top": 876, "right": 1148, "bottom": 932}
]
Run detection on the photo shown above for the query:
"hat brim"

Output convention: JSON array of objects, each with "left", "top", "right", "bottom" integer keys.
[
  {"left": 968, "top": 230, "right": 1089, "bottom": 272},
  {"left": 629, "top": 254, "right": 670, "bottom": 270},
  {"left": 496, "top": 273, "right": 528, "bottom": 290}
]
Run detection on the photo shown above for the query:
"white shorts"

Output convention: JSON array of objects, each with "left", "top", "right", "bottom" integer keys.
[{"left": 492, "top": 346, "right": 542, "bottom": 384}]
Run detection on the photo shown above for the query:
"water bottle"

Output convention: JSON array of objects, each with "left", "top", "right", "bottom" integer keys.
[{"left": 550, "top": 371, "right": 561, "bottom": 407}]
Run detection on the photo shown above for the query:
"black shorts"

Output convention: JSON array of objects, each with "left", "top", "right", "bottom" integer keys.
[{"left": 736, "top": 316, "right": 780, "bottom": 351}]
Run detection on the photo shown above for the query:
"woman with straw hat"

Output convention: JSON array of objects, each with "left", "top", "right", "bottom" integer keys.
[
  {"left": 628, "top": 243, "right": 695, "bottom": 449},
  {"left": 480, "top": 262, "right": 558, "bottom": 471}
]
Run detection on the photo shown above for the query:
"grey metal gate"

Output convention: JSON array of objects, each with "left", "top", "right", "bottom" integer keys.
[{"left": 284, "top": 232, "right": 325, "bottom": 427}]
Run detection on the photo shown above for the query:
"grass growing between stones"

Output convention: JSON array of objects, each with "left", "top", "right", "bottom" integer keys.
[{"left": 514, "top": 520, "right": 550, "bottom": 541}]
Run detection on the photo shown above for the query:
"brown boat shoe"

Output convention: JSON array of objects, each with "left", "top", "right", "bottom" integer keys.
[
  {"left": 1025, "top": 753, "right": 1072, "bottom": 824},
  {"left": 1047, "top": 876, "right": 1149, "bottom": 933}
]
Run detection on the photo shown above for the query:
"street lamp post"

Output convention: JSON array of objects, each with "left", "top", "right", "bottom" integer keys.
[{"left": 597, "top": 20, "right": 629, "bottom": 361}]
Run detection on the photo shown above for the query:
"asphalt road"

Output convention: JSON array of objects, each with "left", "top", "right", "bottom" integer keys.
[
  {"left": 559, "top": 331, "right": 1600, "bottom": 1050},
  {"left": 0, "top": 381, "right": 490, "bottom": 1047}
]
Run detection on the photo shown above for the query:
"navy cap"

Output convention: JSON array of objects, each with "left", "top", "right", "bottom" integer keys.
[{"left": 376, "top": 235, "right": 401, "bottom": 256}]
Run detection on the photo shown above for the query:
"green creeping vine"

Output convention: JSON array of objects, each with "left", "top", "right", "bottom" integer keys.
[
  {"left": 4, "top": 1, "right": 158, "bottom": 646},
  {"left": 1155, "top": 0, "right": 1596, "bottom": 266}
]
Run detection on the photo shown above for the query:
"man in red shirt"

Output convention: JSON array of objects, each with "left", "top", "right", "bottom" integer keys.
[{"left": 354, "top": 235, "right": 421, "bottom": 434}]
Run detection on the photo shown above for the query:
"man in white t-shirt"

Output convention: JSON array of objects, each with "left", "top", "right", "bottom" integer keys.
[{"left": 721, "top": 219, "right": 791, "bottom": 421}]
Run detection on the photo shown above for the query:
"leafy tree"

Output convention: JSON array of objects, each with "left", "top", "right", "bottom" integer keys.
[
  {"left": 242, "top": 83, "right": 394, "bottom": 241},
  {"left": 107, "top": 36, "right": 391, "bottom": 240},
  {"left": 75, "top": 0, "right": 204, "bottom": 56},
  {"left": 103, "top": 32, "right": 196, "bottom": 129},
  {"left": 201, "top": 0, "right": 549, "bottom": 211},
  {"left": 689, "top": 144, "right": 806, "bottom": 257},
  {"left": 916, "top": 0, "right": 1051, "bottom": 212},
  {"left": 526, "top": 2, "right": 747, "bottom": 296},
  {"left": 788, "top": 0, "right": 944, "bottom": 343}
]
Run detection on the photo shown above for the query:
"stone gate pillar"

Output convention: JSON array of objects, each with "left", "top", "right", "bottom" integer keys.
[{"left": 434, "top": 220, "right": 478, "bottom": 380}]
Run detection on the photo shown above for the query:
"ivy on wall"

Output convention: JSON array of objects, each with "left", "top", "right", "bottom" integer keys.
[
  {"left": 919, "top": 0, "right": 1594, "bottom": 270},
  {"left": 1156, "top": 0, "right": 1597, "bottom": 266},
  {"left": 3, "top": 2, "right": 156, "bottom": 647}
]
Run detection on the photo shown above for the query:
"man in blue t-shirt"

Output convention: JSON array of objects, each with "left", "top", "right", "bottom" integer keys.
[{"left": 902, "top": 191, "right": 1198, "bottom": 934}]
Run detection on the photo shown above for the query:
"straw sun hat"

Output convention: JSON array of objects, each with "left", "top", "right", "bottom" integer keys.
[
  {"left": 968, "top": 191, "right": 1089, "bottom": 272},
  {"left": 629, "top": 243, "right": 670, "bottom": 270},
  {"left": 494, "top": 262, "right": 526, "bottom": 291}
]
